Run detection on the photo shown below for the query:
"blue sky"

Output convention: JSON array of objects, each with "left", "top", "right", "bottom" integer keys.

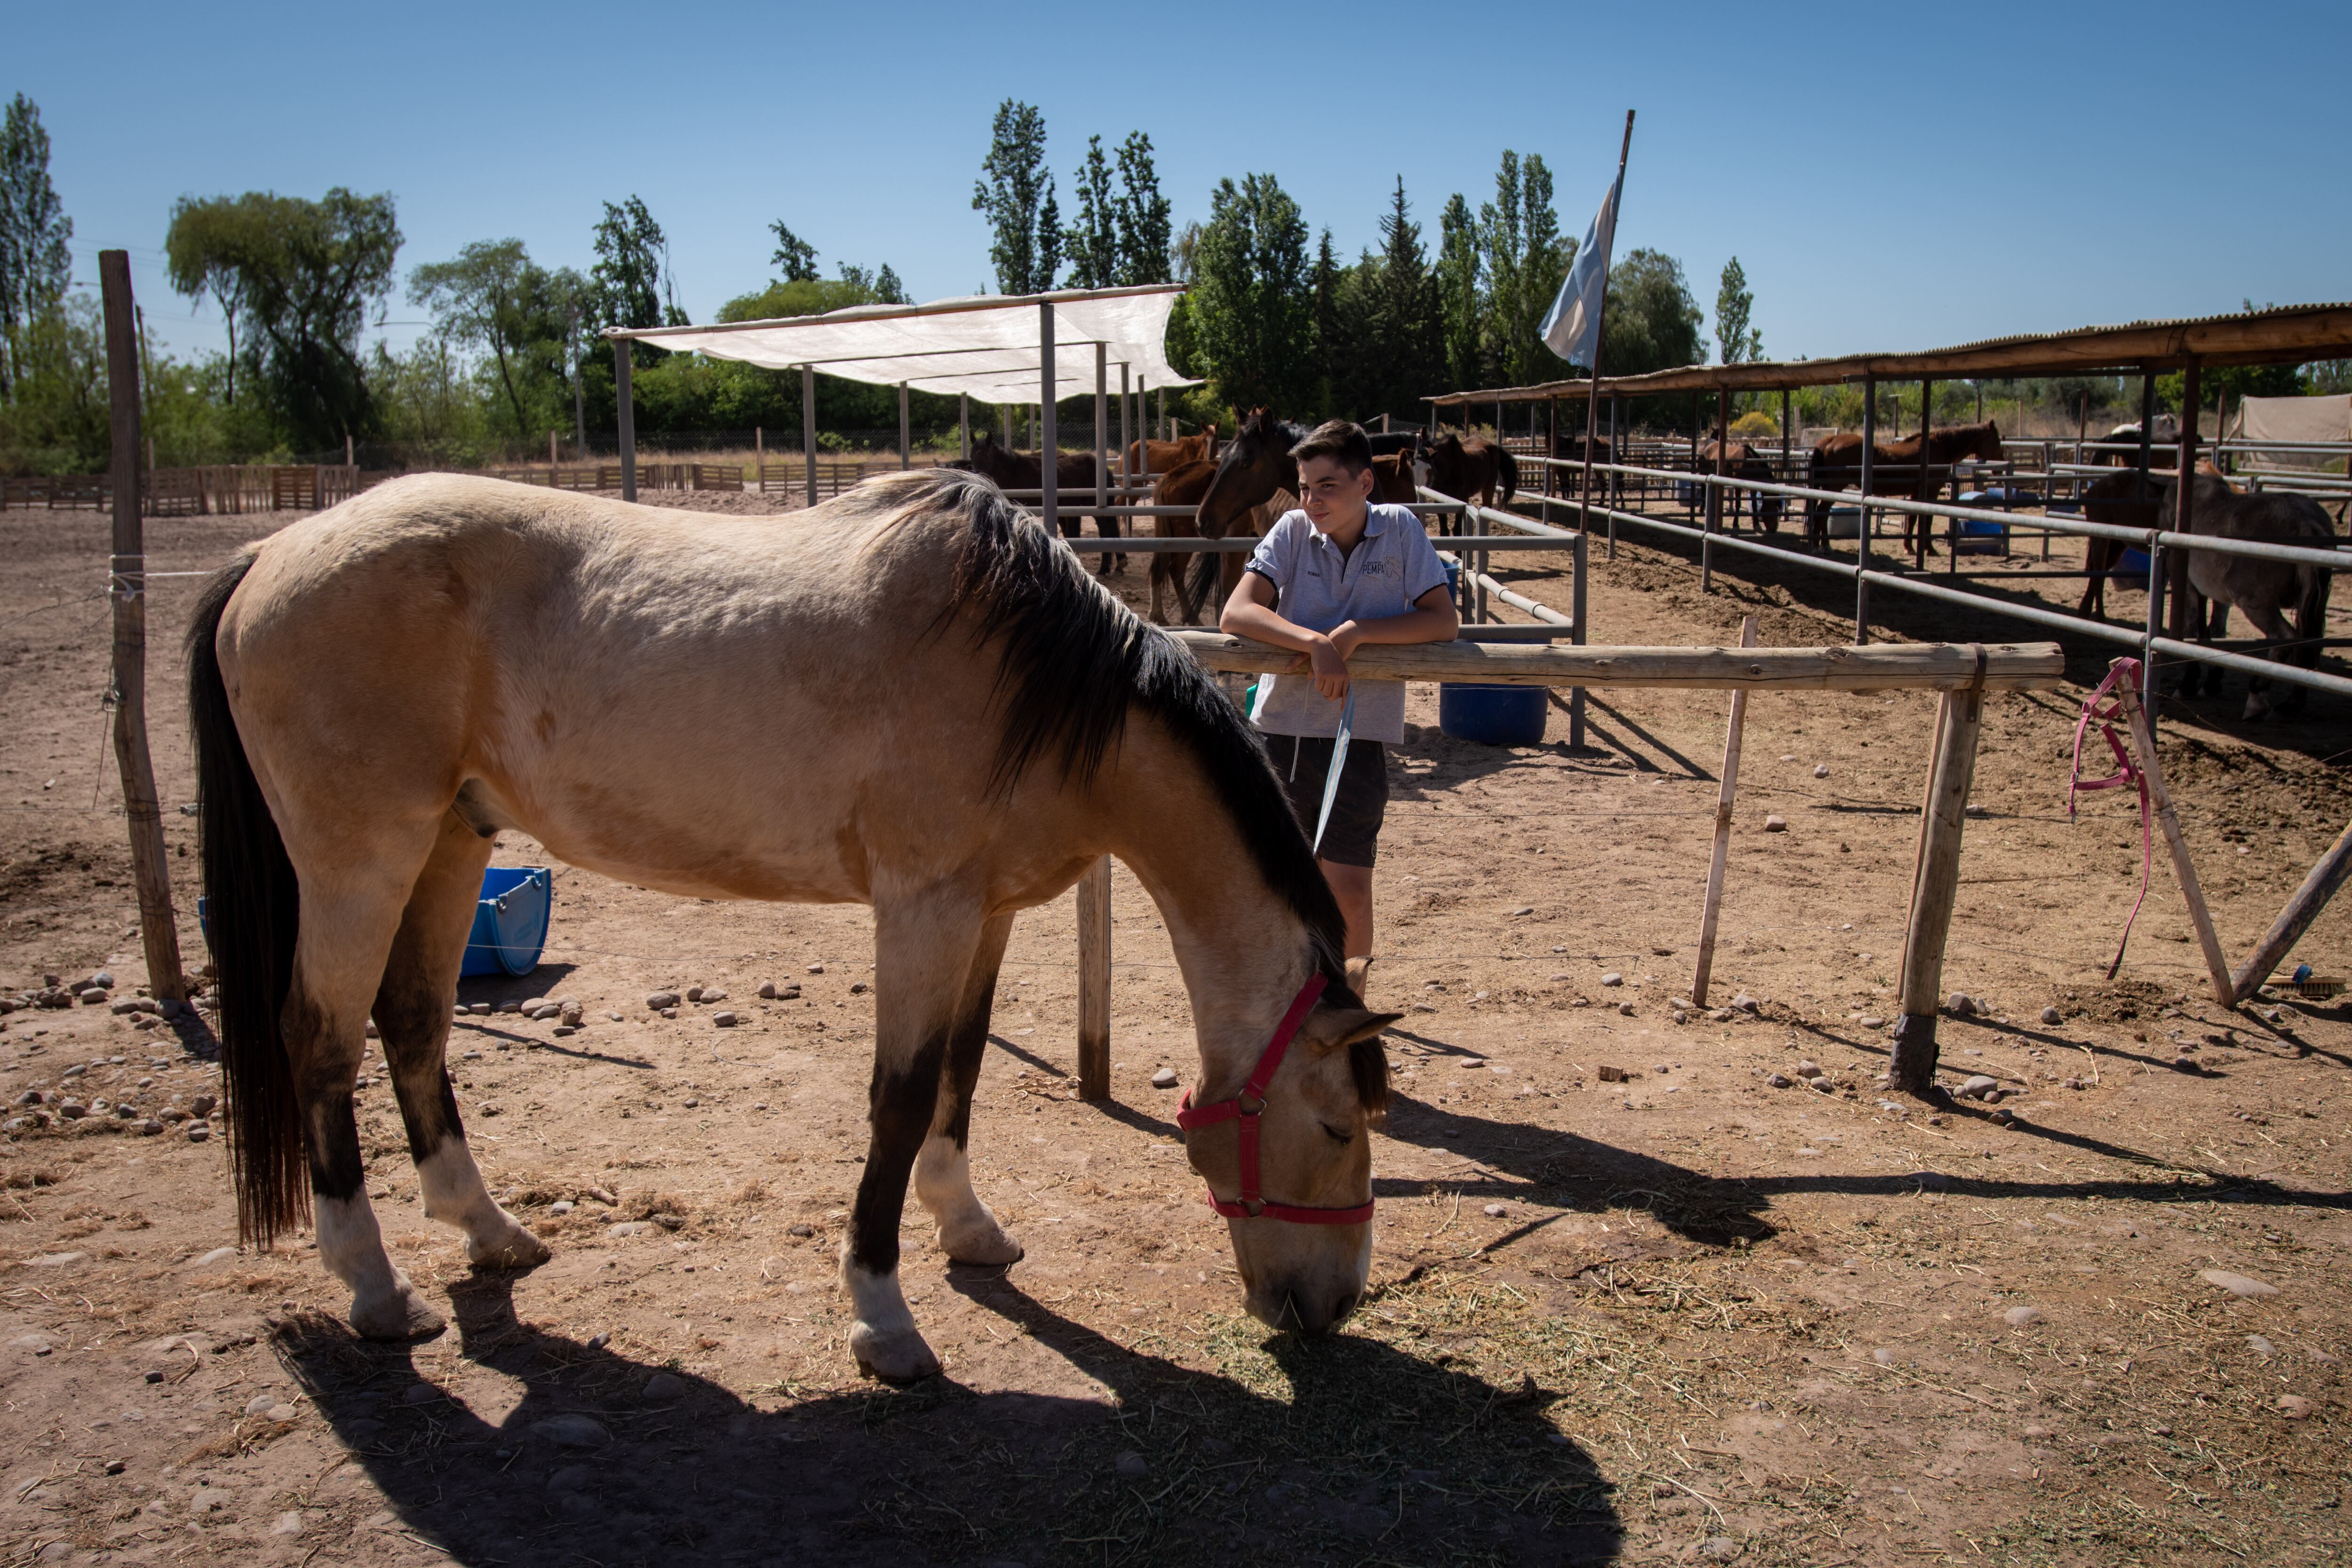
[{"left": 16, "top": 0, "right": 2348, "bottom": 376}]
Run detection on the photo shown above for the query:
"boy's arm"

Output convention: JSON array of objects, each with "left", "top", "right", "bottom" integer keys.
[
  {"left": 1221, "top": 570, "right": 1355, "bottom": 700},
  {"left": 1325, "top": 584, "right": 1458, "bottom": 660}
]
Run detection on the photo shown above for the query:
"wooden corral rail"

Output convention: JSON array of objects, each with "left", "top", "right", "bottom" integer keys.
[
  {"left": 1168, "top": 630, "right": 2064, "bottom": 692},
  {"left": 1066, "top": 630, "right": 2067, "bottom": 1107},
  {"left": 4, "top": 465, "right": 368, "bottom": 515}
]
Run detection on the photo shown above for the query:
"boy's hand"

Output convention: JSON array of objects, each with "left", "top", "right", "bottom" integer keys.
[{"left": 1287, "top": 633, "right": 1352, "bottom": 701}]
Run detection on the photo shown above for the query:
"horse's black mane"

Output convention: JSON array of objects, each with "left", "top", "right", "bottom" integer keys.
[{"left": 927, "top": 471, "right": 1349, "bottom": 988}]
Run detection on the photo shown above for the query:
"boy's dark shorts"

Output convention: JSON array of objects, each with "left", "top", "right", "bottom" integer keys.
[{"left": 1268, "top": 734, "right": 1388, "bottom": 868}]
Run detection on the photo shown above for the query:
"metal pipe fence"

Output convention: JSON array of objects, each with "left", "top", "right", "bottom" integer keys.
[{"left": 1522, "top": 454, "right": 2352, "bottom": 703}]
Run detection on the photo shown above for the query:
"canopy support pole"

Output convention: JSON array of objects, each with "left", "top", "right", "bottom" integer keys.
[
  {"left": 959, "top": 393, "right": 969, "bottom": 460},
  {"left": 1858, "top": 373, "right": 1877, "bottom": 644},
  {"left": 898, "top": 382, "right": 910, "bottom": 470},
  {"left": 1119, "top": 361, "right": 1131, "bottom": 496},
  {"left": 615, "top": 338, "right": 636, "bottom": 503},
  {"left": 802, "top": 364, "right": 817, "bottom": 509},
  {"left": 1095, "top": 342, "right": 1110, "bottom": 552},
  {"left": 1040, "top": 303, "right": 1057, "bottom": 539}
]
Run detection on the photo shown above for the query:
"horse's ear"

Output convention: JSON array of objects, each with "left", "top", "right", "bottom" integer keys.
[{"left": 1302, "top": 1004, "right": 1400, "bottom": 1053}]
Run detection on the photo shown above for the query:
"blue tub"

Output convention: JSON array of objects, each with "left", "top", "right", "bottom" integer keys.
[
  {"left": 465, "top": 868, "right": 552, "bottom": 977},
  {"left": 2110, "top": 547, "right": 2152, "bottom": 592},
  {"left": 199, "top": 866, "right": 553, "bottom": 979},
  {"left": 1439, "top": 683, "right": 1547, "bottom": 746}
]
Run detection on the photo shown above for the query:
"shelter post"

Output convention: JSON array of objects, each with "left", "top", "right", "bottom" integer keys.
[
  {"left": 1569, "top": 529, "right": 1588, "bottom": 748},
  {"left": 2161, "top": 357, "right": 2205, "bottom": 720},
  {"left": 2136, "top": 370, "right": 2159, "bottom": 712},
  {"left": 1157, "top": 386, "right": 1165, "bottom": 442},
  {"left": 1094, "top": 342, "right": 1109, "bottom": 539},
  {"left": 1918, "top": 379, "right": 1936, "bottom": 569},
  {"left": 1692, "top": 615, "right": 1760, "bottom": 1006},
  {"left": 1857, "top": 373, "right": 1878, "bottom": 644},
  {"left": 99, "top": 251, "right": 184, "bottom": 1004},
  {"left": 1780, "top": 389, "right": 1793, "bottom": 487},
  {"left": 959, "top": 394, "right": 969, "bottom": 460},
  {"left": 1039, "top": 304, "right": 1057, "bottom": 538},
  {"left": 801, "top": 365, "right": 818, "bottom": 508},
  {"left": 1688, "top": 394, "right": 1701, "bottom": 523},
  {"left": 1077, "top": 857, "right": 1112, "bottom": 1099},
  {"left": 1890, "top": 678, "right": 1986, "bottom": 1093},
  {"left": 614, "top": 338, "right": 636, "bottom": 502},
  {"left": 1118, "top": 361, "right": 1130, "bottom": 497},
  {"left": 898, "top": 382, "right": 909, "bottom": 471}
]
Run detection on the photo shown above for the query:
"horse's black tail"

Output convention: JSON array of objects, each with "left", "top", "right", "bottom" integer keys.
[
  {"left": 2300, "top": 561, "right": 2334, "bottom": 672},
  {"left": 187, "top": 554, "right": 309, "bottom": 1247},
  {"left": 1184, "top": 549, "right": 1221, "bottom": 624},
  {"left": 1495, "top": 446, "right": 1518, "bottom": 504}
]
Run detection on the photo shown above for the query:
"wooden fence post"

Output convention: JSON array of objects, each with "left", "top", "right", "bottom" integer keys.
[
  {"left": 1077, "top": 858, "right": 1112, "bottom": 1100},
  {"left": 1890, "top": 674, "right": 1986, "bottom": 1093},
  {"left": 2113, "top": 679, "right": 2233, "bottom": 1005},
  {"left": 1692, "top": 616, "right": 1758, "bottom": 1006},
  {"left": 99, "top": 252, "right": 185, "bottom": 1004},
  {"left": 2232, "top": 817, "right": 2352, "bottom": 1002}
]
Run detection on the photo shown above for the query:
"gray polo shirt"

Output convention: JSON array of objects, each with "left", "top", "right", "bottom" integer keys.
[{"left": 1242, "top": 503, "right": 1451, "bottom": 743}]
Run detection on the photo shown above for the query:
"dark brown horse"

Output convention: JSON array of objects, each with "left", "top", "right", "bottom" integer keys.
[
  {"left": 1147, "top": 458, "right": 1218, "bottom": 626},
  {"left": 1127, "top": 430, "right": 1212, "bottom": 478},
  {"left": 951, "top": 432, "right": 1121, "bottom": 574},
  {"left": 1196, "top": 409, "right": 1310, "bottom": 543},
  {"left": 1805, "top": 421, "right": 2002, "bottom": 553},
  {"left": 1423, "top": 433, "right": 1516, "bottom": 509},
  {"left": 1697, "top": 438, "right": 1784, "bottom": 533},
  {"left": 2074, "top": 470, "right": 2162, "bottom": 620}
]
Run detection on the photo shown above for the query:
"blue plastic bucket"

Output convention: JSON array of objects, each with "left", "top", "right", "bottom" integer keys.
[
  {"left": 1438, "top": 683, "right": 1547, "bottom": 746},
  {"left": 2112, "top": 547, "right": 2152, "bottom": 592},
  {"left": 465, "top": 867, "right": 552, "bottom": 977},
  {"left": 1952, "top": 517, "right": 2008, "bottom": 555},
  {"left": 198, "top": 867, "right": 551, "bottom": 977}
]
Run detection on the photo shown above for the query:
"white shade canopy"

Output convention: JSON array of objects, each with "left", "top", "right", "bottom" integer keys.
[{"left": 608, "top": 283, "right": 1200, "bottom": 404}]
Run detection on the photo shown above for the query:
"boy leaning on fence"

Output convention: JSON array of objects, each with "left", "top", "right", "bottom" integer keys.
[{"left": 1219, "top": 420, "right": 1458, "bottom": 997}]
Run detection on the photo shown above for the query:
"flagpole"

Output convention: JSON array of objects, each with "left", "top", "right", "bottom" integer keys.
[{"left": 1578, "top": 110, "right": 1634, "bottom": 567}]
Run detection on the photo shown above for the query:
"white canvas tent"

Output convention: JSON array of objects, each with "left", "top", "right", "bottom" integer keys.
[
  {"left": 604, "top": 283, "right": 1199, "bottom": 520},
  {"left": 2225, "top": 392, "right": 2352, "bottom": 470}
]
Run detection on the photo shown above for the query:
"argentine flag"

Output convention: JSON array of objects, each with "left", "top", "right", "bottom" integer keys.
[{"left": 1539, "top": 170, "right": 1623, "bottom": 369}]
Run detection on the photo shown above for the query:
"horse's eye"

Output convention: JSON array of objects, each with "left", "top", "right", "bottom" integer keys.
[{"left": 1320, "top": 1122, "right": 1352, "bottom": 1144}]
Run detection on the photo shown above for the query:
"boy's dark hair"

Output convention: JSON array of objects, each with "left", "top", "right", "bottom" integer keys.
[{"left": 1288, "top": 419, "right": 1373, "bottom": 477}]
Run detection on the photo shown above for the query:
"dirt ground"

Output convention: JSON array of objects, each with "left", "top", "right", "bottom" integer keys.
[{"left": 4, "top": 483, "right": 2352, "bottom": 1568}]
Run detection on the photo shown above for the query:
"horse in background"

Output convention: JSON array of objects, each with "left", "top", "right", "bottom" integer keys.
[
  {"left": 1804, "top": 421, "right": 2002, "bottom": 554},
  {"left": 1127, "top": 429, "right": 1213, "bottom": 479},
  {"left": 950, "top": 432, "right": 1123, "bottom": 575},
  {"left": 1146, "top": 458, "right": 1218, "bottom": 625},
  {"left": 2074, "top": 469, "right": 2163, "bottom": 621},
  {"left": 1423, "top": 433, "right": 1516, "bottom": 509},
  {"left": 1697, "top": 438, "right": 1784, "bottom": 533},
  {"left": 2160, "top": 470, "right": 2336, "bottom": 719}
]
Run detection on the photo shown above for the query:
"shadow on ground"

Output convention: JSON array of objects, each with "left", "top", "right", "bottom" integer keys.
[{"left": 276, "top": 1263, "right": 1623, "bottom": 1568}]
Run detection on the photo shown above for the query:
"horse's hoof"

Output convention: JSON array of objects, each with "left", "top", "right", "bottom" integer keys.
[
  {"left": 350, "top": 1280, "right": 445, "bottom": 1341},
  {"left": 467, "top": 1223, "right": 551, "bottom": 1270},
  {"left": 938, "top": 1219, "right": 1024, "bottom": 1268},
  {"left": 850, "top": 1322, "right": 941, "bottom": 1384}
]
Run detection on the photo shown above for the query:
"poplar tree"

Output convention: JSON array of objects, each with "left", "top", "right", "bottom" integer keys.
[
  {"left": 972, "top": 101, "right": 1059, "bottom": 294},
  {"left": 1716, "top": 255, "right": 1761, "bottom": 364},
  {"left": 1112, "top": 132, "right": 1173, "bottom": 286},
  {"left": 0, "top": 94, "right": 73, "bottom": 398},
  {"left": 1065, "top": 135, "right": 1118, "bottom": 289}
]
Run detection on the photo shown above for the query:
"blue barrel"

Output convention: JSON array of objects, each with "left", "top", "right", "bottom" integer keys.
[
  {"left": 463, "top": 868, "right": 552, "bottom": 977},
  {"left": 1438, "top": 683, "right": 1547, "bottom": 745}
]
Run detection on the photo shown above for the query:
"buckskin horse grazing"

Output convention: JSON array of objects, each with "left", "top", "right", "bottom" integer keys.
[{"left": 188, "top": 471, "right": 1395, "bottom": 1382}]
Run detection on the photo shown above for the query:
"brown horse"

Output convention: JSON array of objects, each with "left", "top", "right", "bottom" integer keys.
[
  {"left": 951, "top": 431, "right": 1122, "bottom": 574},
  {"left": 1146, "top": 457, "right": 1218, "bottom": 625},
  {"left": 1196, "top": 408, "right": 1310, "bottom": 543},
  {"left": 1697, "top": 438, "right": 1784, "bottom": 533},
  {"left": 187, "top": 471, "right": 1395, "bottom": 1380},
  {"left": 1805, "top": 421, "right": 2002, "bottom": 553},
  {"left": 2074, "top": 469, "right": 2161, "bottom": 620},
  {"left": 1127, "top": 430, "right": 1211, "bottom": 478},
  {"left": 1423, "top": 432, "right": 1517, "bottom": 509}
]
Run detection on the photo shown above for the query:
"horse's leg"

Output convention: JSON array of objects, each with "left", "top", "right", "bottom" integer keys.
[
  {"left": 914, "top": 911, "right": 1021, "bottom": 1266},
  {"left": 842, "top": 885, "right": 986, "bottom": 1383},
  {"left": 376, "top": 811, "right": 548, "bottom": 1274},
  {"left": 2237, "top": 600, "right": 2295, "bottom": 721},
  {"left": 2077, "top": 540, "right": 2112, "bottom": 618},
  {"left": 1148, "top": 556, "right": 1171, "bottom": 625},
  {"left": 286, "top": 833, "right": 449, "bottom": 1339}
]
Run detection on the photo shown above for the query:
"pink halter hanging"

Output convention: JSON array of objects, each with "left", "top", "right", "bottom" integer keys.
[{"left": 2068, "top": 659, "right": 2154, "bottom": 979}]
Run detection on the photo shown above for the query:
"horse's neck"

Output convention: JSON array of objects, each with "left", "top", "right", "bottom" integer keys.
[{"left": 1100, "top": 744, "right": 1322, "bottom": 1095}]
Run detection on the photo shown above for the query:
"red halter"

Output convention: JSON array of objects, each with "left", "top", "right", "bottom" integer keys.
[{"left": 1175, "top": 973, "right": 1375, "bottom": 1226}]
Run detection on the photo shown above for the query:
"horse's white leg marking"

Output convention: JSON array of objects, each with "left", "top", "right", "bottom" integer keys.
[
  {"left": 840, "top": 1251, "right": 935, "bottom": 1382},
  {"left": 315, "top": 1192, "right": 444, "bottom": 1339},
  {"left": 915, "top": 1137, "right": 1021, "bottom": 1266},
  {"left": 416, "top": 1140, "right": 548, "bottom": 1269}
]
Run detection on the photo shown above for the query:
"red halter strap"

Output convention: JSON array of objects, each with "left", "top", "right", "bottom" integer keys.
[{"left": 1174, "top": 973, "right": 1374, "bottom": 1226}]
